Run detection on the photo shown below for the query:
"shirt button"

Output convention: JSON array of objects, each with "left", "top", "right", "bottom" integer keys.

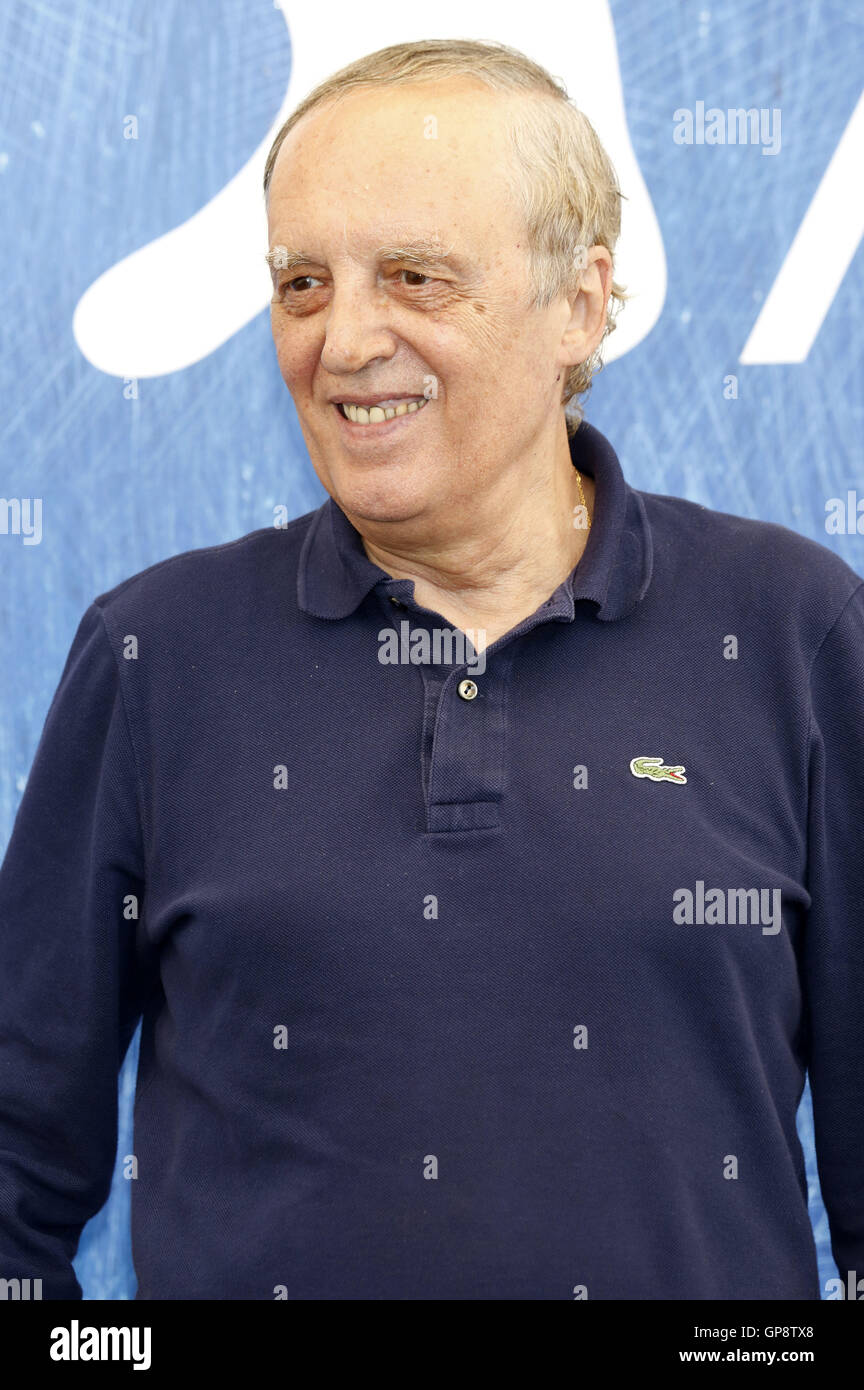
[{"left": 458, "top": 678, "right": 479, "bottom": 701}]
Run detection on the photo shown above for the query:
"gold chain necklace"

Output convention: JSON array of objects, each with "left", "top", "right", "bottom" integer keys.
[{"left": 575, "top": 468, "right": 592, "bottom": 530}]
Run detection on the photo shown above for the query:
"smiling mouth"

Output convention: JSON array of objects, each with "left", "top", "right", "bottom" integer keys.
[{"left": 336, "top": 398, "right": 431, "bottom": 424}]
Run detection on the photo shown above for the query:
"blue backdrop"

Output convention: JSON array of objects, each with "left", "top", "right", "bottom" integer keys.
[{"left": 1, "top": 0, "right": 861, "bottom": 1298}]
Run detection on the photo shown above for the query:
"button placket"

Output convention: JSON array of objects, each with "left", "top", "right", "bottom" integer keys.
[
  {"left": 374, "top": 587, "right": 517, "bottom": 834},
  {"left": 423, "top": 659, "right": 511, "bottom": 834}
]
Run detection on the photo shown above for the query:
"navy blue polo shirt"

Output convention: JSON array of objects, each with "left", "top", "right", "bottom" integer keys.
[{"left": 2, "top": 421, "right": 863, "bottom": 1300}]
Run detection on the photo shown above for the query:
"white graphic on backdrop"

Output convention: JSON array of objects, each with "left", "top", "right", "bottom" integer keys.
[
  {"left": 73, "top": 1, "right": 667, "bottom": 378},
  {"left": 740, "top": 90, "right": 864, "bottom": 363}
]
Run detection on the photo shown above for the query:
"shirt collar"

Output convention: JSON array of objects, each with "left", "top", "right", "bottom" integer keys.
[{"left": 297, "top": 419, "right": 653, "bottom": 624}]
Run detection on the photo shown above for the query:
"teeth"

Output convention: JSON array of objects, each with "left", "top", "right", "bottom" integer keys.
[{"left": 342, "top": 398, "right": 430, "bottom": 424}]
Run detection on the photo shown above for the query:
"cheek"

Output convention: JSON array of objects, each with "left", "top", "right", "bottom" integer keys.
[
  {"left": 270, "top": 314, "right": 318, "bottom": 382},
  {"left": 455, "top": 296, "right": 531, "bottom": 367}
]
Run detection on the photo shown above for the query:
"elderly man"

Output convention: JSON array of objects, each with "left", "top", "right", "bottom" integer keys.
[{"left": 1, "top": 38, "right": 862, "bottom": 1303}]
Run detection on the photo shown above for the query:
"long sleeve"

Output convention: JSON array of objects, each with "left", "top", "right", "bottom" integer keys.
[
  {"left": 0, "top": 602, "right": 154, "bottom": 1299},
  {"left": 804, "top": 579, "right": 864, "bottom": 1289}
]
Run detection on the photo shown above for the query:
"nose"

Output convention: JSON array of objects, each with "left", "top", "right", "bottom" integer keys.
[{"left": 320, "top": 276, "right": 396, "bottom": 375}]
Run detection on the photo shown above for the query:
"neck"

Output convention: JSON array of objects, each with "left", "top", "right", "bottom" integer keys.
[{"left": 355, "top": 415, "right": 594, "bottom": 653}]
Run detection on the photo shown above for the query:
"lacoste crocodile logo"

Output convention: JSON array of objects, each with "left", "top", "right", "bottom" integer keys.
[{"left": 629, "top": 756, "right": 687, "bottom": 784}]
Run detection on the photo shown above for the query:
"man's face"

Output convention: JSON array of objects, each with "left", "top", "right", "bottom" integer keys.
[{"left": 266, "top": 79, "right": 576, "bottom": 526}]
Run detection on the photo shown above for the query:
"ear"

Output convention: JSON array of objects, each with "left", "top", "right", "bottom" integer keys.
[{"left": 557, "top": 246, "right": 614, "bottom": 370}]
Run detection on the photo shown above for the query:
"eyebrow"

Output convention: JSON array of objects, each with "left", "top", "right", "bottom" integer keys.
[{"left": 264, "top": 239, "right": 468, "bottom": 275}]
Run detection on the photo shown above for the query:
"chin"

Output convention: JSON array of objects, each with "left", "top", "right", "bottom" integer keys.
[{"left": 330, "top": 472, "right": 430, "bottom": 525}]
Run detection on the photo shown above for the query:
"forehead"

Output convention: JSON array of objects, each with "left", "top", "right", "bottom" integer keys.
[{"left": 267, "top": 80, "right": 524, "bottom": 248}]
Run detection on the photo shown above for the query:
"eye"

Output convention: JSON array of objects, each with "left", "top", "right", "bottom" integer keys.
[
  {"left": 280, "top": 275, "right": 323, "bottom": 294},
  {"left": 399, "top": 269, "right": 432, "bottom": 286}
]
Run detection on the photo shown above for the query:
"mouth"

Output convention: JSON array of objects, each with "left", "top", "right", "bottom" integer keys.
[{"left": 333, "top": 396, "right": 432, "bottom": 427}]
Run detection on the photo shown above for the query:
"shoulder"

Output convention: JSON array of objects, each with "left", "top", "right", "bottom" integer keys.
[
  {"left": 89, "top": 511, "right": 319, "bottom": 634},
  {"left": 637, "top": 486, "right": 864, "bottom": 640}
]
